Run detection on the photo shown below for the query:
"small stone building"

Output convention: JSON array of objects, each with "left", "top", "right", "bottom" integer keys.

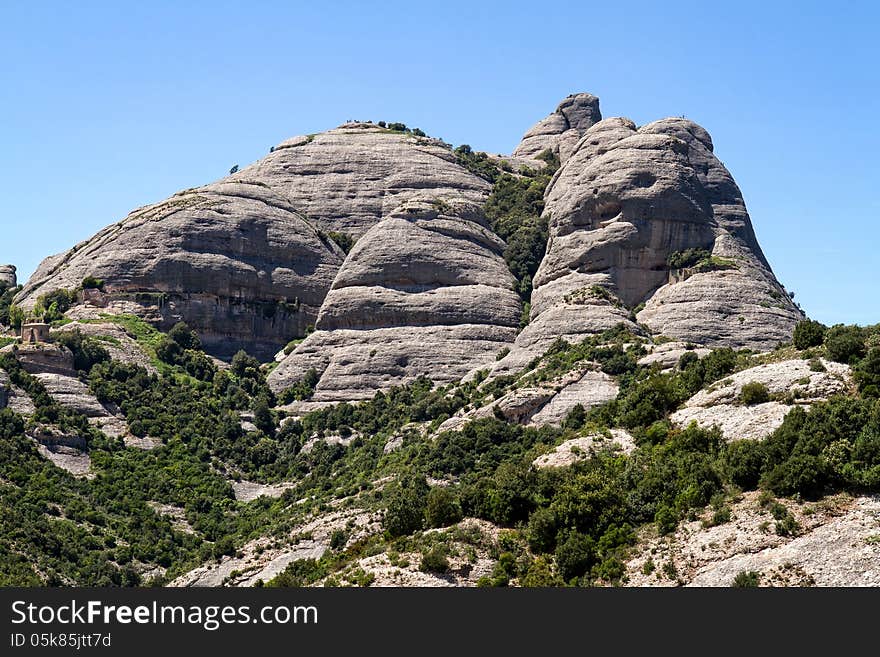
[{"left": 21, "top": 322, "right": 50, "bottom": 344}]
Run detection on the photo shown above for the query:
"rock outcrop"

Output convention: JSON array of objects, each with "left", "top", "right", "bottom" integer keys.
[
  {"left": 268, "top": 199, "right": 520, "bottom": 400},
  {"left": 0, "top": 265, "right": 16, "bottom": 288},
  {"left": 670, "top": 358, "right": 852, "bottom": 441},
  {"left": 18, "top": 183, "right": 344, "bottom": 360},
  {"left": 17, "top": 124, "right": 490, "bottom": 360},
  {"left": 493, "top": 114, "right": 802, "bottom": 377},
  {"left": 245, "top": 122, "right": 492, "bottom": 236},
  {"left": 625, "top": 491, "right": 880, "bottom": 587},
  {"left": 513, "top": 93, "right": 602, "bottom": 164}
]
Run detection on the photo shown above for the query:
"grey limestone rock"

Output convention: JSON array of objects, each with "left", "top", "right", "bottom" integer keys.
[{"left": 493, "top": 114, "right": 802, "bottom": 378}]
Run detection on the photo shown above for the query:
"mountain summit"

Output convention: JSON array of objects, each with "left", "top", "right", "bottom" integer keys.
[{"left": 16, "top": 93, "right": 800, "bottom": 397}]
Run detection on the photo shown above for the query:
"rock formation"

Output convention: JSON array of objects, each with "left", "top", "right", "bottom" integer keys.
[
  {"left": 0, "top": 265, "right": 16, "bottom": 288},
  {"left": 244, "top": 122, "right": 491, "bottom": 236},
  {"left": 16, "top": 124, "right": 490, "bottom": 360},
  {"left": 268, "top": 199, "right": 520, "bottom": 400},
  {"left": 492, "top": 113, "right": 802, "bottom": 377},
  {"left": 17, "top": 92, "right": 802, "bottom": 398},
  {"left": 513, "top": 93, "right": 602, "bottom": 164}
]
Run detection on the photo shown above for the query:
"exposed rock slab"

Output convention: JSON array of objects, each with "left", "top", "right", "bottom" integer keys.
[
  {"left": 637, "top": 342, "right": 711, "bottom": 370},
  {"left": 670, "top": 358, "right": 852, "bottom": 441},
  {"left": 685, "top": 358, "right": 851, "bottom": 407},
  {"left": 533, "top": 430, "right": 636, "bottom": 469},
  {"left": 672, "top": 402, "right": 792, "bottom": 441},
  {"left": 528, "top": 370, "right": 619, "bottom": 426},
  {"left": 231, "top": 480, "right": 295, "bottom": 502},
  {"left": 171, "top": 508, "right": 379, "bottom": 587},
  {"left": 12, "top": 343, "right": 75, "bottom": 376},
  {"left": 625, "top": 491, "right": 865, "bottom": 587},
  {"left": 687, "top": 495, "right": 880, "bottom": 586},
  {"left": 36, "top": 444, "right": 91, "bottom": 477}
]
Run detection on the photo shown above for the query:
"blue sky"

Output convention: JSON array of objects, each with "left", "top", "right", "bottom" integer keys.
[{"left": 1, "top": 1, "right": 877, "bottom": 325}]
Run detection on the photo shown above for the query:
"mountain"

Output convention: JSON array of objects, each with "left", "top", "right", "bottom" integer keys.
[{"left": 2, "top": 93, "right": 877, "bottom": 589}]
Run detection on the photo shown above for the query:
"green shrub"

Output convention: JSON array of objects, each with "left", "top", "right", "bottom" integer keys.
[
  {"left": 732, "top": 570, "right": 761, "bottom": 587},
  {"left": 526, "top": 508, "right": 559, "bottom": 554},
  {"left": 723, "top": 440, "right": 766, "bottom": 489},
  {"left": 419, "top": 545, "right": 449, "bottom": 573},
  {"left": 855, "top": 348, "right": 880, "bottom": 398},
  {"left": 554, "top": 532, "right": 595, "bottom": 582},
  {"left": 329, "top": 529, "right": 347, "bottom": 551},
  {"left": 54, "top": 329, "right": 110, "bottom": 373},
  {"left": 383, "top": 474, "right": 428, "bottom": 537},
  {"left": 824, "top": 325, "right": 865, "bottom": 364},
  {"left": 740, "top": 381, "right": 770, "bottom": 405},
  {"left": 793, "top": 319, "right": 826, "bottom": 350},
  {"left": 424, "top": 487, "right": 462, "bottom": 528},
  {"left": 667, "top": 248, "right": 711, "bottom": 269},
  {"left": 326, "top": 231, "right": 356, "bottom": 254},
  {"left": 231, "top": 350, "right": 262, "bottom": 379},
  {"left": 81, "top": 276, "right": 105, "bottom": 291}
]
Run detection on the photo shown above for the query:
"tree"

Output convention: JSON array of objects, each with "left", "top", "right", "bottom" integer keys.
[
  {"left": 231, "top": 350, "right": 261, "bottom": 379},
  {"left": 792, "top": 319, "right": 826, "bottom": 350},
  {"left": 169, "top": 322, "right": 201, "bottom": 351},
  {"left": 824, "top": 325, "right": 865, "bottom": 364},
  {"left": 554, "top": 532, "right": 595, "bottom": 582},
  {"left": 383, "top": 474, "right": 428, "bottom": 537},
  {"left": 424, "top": 487, "right": 462, "bottom": 528}
]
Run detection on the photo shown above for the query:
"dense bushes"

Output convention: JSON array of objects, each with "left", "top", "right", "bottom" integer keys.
[
  {"left": 725, "top": 397, "right": 880, "bottom": 498},
  {"left": 54, "top": 329, "right": 110, "bottom": 373},
  {"left": 155, "top": 322, "right": 216, "bottom": 381},
  {"left": 740, "top": 381, "right": 770, "bottom": 405},
  {"left": 824, "top": 325, "right": 866, "bottom": 364},
  {"left": 667, "top": 248, "right": 711, "bottom": 269},
  {"left": 484, "top": 149, "right": 559, "bottom": 302},
  {"left": 793, "top": 319, "right": 826, "bottom": 349},
  {"left": 0, "top": 283, "right": 22, "bottom": 328}
]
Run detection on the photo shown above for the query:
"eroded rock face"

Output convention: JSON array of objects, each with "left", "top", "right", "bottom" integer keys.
[
  {"left": 18, "top": 183, "right": 344, "bottom": 360},
  {"left": 244, "top": 123, "right": 492, "bottom": 237},
  {"left": 0, "top": 369, "right": 9, "bottom": 409},
  {"left": 0, "top": 265, "right": 16, "bottom": 288},
  {"left": 513, "top": 93, "right": 602, "bottom": 164},
  {"left": 268, "top": 200, "right": 520, "bottom": 400},
  {"left": 18, "top": 124, "right": 490, "bottom": 361},
  {"left": 494, "top": 115, "right": 802, "bottom": 377}
]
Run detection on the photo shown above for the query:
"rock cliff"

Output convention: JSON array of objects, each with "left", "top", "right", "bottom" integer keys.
[{"left": 491, "top": 113, "right": 802, "bottom": 377}]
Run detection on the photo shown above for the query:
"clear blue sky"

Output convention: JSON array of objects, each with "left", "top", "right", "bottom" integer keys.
[{"left": 1, "top": 1, "right": 877, "bottom": 325}]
